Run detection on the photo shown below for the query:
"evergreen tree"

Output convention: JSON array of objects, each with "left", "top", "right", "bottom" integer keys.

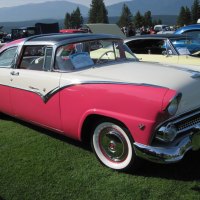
[
  {"left": 71, "top": 7, "right": 83, "bottom": 28},
  {"left": 177, "top": 6, "right": 191, "bottom": 26},
  {"left": 88, "top": 0, "right": 109, "bottom": 23},
  {"left": 134, "top": 11, "right": 144, "bottom": 29},
  {"left": 143, "top": 11, "right": 153, "bottom": 27},
  {"left": 191, "top": 0, "right": 200, "bottom": 24},
  {"left": 64, "top": 13, "right": 71, "bottom": 29},
  {"left": 185, "top": 6, "right": 192, "bottom": 25},
  {"left": 177, "top": 6, "right": 186, "bottom": 26},
  {"left": 117, "top": 4, "right": 133, "bottom": 27},
  {"left": 64, "top": 7, "right": 83, "bottom": 29}
]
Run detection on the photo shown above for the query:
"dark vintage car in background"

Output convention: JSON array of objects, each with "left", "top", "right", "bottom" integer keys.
[
  {"left": 1, "top": 22, "right": 60, "bottom": 44},
  {"left": 1, "top": 33, "right": 200, "bottom": 171},
  {"left": 125, "top": 34, "right": 200, "bottom": 67}
]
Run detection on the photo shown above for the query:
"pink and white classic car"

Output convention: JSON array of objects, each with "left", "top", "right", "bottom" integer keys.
[{"left": 0, "top": 33, "right": 200, "bottom": 171}]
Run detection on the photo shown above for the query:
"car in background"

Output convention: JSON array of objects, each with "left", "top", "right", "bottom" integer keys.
[
  {"left": 154, "top": 24, "right": 171, "bottom": 33},
  {"left": 1, "top": 33, "right": 12, "bottom": 43},
  {"left": 60, "top": 29, "right": 87, "bottom": 34},
  {"left": 1, "top": 23, "right": 60, "bottom": 44},
  {"left": 125, "top": 34, "right": 200, "bottom": 67},
  {"left": 1, "top": 33, "right": 200, "bottom": 171},
  {"left": 174, "top": 24, "right": 200, "bottom": 39}
]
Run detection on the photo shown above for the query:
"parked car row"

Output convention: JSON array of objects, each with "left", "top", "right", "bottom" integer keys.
[
  {"left": 125, "top": 34, "right": 200, "bottom": 67},
  {"left": 1, "top": 32, "right": 200, "bottom": 171}
]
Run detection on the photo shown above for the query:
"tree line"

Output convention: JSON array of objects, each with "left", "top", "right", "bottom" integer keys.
[
  {"left": 177, "top": 0, "right": 200, "bottom": 26},
  {"left": 64, "top": 0, "right": 200, "bottom": 29}
]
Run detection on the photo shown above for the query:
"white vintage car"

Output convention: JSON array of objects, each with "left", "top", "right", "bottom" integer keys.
[{"left": 0, "top": 33, "right": 200, "bottom": 171}]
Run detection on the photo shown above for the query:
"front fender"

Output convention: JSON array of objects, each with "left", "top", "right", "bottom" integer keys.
[{"left": 59, "top": 83, "right": 176, "bottom": 145}]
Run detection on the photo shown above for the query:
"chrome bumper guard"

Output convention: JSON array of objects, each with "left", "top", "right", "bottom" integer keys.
[
  {"left": 133, "top": 125, "right": 200, "bottom": 164},
  {"left": 133, "top": 136, "right": 192, "bottom": 163}
]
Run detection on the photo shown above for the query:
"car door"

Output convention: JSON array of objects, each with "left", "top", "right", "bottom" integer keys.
[
  {"left": 126, "top": 39, "right": 179, "bottom": 65},
  {"left": 0, "top": 46, "right": 18, "bottom": 115},
  {"left": 9, "top": 45, "right": 62, "bottom": 131}
]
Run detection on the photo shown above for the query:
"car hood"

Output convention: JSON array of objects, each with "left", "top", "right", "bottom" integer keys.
[
  {"left": 178, "top": 55, "right": 200, "bottom": 66},
  {"left": 61, "top": 61, "right": 200, "bottom": 115}
]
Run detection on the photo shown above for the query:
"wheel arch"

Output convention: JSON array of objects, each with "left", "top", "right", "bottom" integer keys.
[{"left": 80, "top": 114, "right": 132, "bottom": 145}]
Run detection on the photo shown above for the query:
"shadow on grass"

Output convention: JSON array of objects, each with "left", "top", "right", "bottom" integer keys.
[
  {"left": 2, "top": 115, "right": 200, "bottom": 182},
  {"left": 131, "top": 150, "right": 200, "bottom": 182},
  {"left": 1, "top": 114, "right": 90, "bottom": 151}
]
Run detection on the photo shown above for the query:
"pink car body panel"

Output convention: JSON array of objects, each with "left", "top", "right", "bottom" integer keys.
[
  {"left": 0, "top": 85, "right": 13, "bottom": 115},
  {"left": 10, "top": 87, "right": 62, "bottom": 131},
  {"left": 59, "top": 84, "right": 176, "bottom": 144},
  {"left": 0, "top": 80, "right": 176, "bottom": 145}
]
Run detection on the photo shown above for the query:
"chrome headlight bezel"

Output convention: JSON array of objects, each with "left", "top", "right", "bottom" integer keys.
[
  {"left": 165, "top": 93, "right": 182, "bottom": 116},
  {"left": 155, "top": 93, "right": 182, "bottom": 143}
]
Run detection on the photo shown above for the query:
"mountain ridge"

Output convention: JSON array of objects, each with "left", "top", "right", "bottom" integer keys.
[
  {"left": 0, "top": 1, "right": 89, "bottom": 22},
  {"left": 107, "top": 0, "right": 193, "bottom": 16},
  {"left": 0, "top": 0, "right": 193, "bottom": 22}
]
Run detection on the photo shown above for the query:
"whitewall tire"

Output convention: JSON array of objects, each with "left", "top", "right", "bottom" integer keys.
[{"left": 92, "top": 121, "right": 139, "bottom": 171}]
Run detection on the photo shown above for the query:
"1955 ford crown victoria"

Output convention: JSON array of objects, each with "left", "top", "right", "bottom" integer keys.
[{"left": 0, "top": 33, "right": 200, "bottom": 171}]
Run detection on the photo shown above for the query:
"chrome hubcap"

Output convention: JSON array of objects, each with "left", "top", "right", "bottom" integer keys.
[{"left": 99, "top": 128, "right": 128, "bottom": 162}]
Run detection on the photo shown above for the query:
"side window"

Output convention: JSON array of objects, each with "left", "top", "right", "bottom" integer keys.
[
  {"left": 55, "top": 42, "right": 94, "bottom": 71},
  {"left": 183, "top": 30, "right": 200, "bottom": 39},
  {"left": 0, "top": 47, "right": 17, "bottom": 68},
  {"left": 127, "top": 39, "right": 166, "bottom": 55},
  {"left": 19, "top": 45, "right": 46, "bottom": 70},
  {"left": 126, "top": 40, "right": 146, "bottom": 54},
  {"left": 144, "top": 39, "right": 166, "bottom": 55},
  {"left": 43, "top": 47, "right": 53, "bottom": 71}
]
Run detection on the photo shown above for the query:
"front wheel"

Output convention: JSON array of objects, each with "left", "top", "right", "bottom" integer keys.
[{"left": 91, "top": 121, "right": 140, "bottom": 171}]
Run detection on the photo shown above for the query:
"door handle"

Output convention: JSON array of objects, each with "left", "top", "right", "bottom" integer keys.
[{"left": 10, "top": 71, "right": 19, "bottom": 76}]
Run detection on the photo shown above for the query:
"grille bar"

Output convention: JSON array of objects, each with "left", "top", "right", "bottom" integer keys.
[{"left": 176, "top": 114, "right": 200, "bottom": 133}]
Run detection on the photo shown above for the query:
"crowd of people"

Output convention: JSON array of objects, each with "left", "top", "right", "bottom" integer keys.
[{"left": 121, "top": 25, "right": 177, "bottom": 37}]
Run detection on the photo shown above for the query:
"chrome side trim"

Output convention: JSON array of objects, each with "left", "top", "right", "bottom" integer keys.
[
  {"left": 0, "top": 81, "right": 167, "bottom": 104},
  {"left": 133, "top": 135, "right": 192, "bottom": 163},
  {"left": 44, "top": 80, "right": 167, "bottom": 103}
]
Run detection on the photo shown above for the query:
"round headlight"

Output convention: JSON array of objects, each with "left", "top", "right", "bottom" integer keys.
[
  {"left": 166, "top": 93, "right": 182, "bottom": 116},
  {"left": 167, "top": 98, "right": 178, "bottom": 115}
]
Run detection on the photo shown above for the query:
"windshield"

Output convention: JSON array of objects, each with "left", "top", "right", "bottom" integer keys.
[
  {"left": 55, "top": 39, "right": 137, "bottom": 71},
  {"left": 171, "top": 38, "right": 200, "bottom": 57}
]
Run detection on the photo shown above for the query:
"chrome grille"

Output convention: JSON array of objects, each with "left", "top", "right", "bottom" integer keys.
[{"left": 175, "top": 113, "right": 200, "bottom": 132}]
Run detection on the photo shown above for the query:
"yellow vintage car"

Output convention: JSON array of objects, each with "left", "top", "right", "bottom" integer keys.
[{"left": 125, "top": 34, "right": 200, "bottom": 66}]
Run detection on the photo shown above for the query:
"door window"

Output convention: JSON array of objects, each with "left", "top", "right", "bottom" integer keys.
[
  {"left": 19, "top": 45, "right": 46, "bottom": 70},
  {"left": 183, "top": 30, "right": 200, "bottom": 39},
  {"left": 127, "top": 39, "right": 167, "bottom": 55},
  {"left": 0, "top": 47, "right": 17, "bottom": 68}
]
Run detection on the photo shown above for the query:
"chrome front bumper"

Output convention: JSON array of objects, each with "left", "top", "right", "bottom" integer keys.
[
  {"left": 134, "top": 109, "right": 200, "bottom": 164},
  {"left": 133, "top": 135, "right": 194, "bottom": 164}
]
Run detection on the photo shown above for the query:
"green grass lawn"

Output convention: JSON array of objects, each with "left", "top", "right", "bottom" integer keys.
[{"left": 0, "top": 115, "right": 200, "bottom": 200}]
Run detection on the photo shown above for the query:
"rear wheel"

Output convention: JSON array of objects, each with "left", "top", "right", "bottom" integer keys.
[{"left": 91, "top": 121, "right": 140, "bottom": 171}]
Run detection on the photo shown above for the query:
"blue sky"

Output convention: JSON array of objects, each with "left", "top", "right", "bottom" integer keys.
[{"left": 0, "top": 0, "right": 127, "bottom": 8}]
